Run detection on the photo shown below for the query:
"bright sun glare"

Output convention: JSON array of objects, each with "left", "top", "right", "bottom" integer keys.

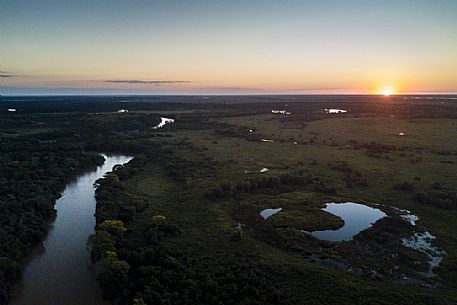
[{"left": 379, "top": 88, "right": 395, "bottom": 96}]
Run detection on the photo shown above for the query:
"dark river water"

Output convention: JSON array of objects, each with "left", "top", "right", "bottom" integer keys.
[{"left": 11, "top": 155, "right": 132, "bottom": 305}]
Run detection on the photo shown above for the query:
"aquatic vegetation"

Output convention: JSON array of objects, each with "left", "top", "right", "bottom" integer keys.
[
  {"left": 402, "top": 231, "right": 447, "bottom": 276},
  {"left": 395, "top": 209, "right": 447, "bottom": 276}
]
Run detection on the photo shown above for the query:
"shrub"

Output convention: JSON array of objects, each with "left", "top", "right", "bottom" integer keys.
[
  {"left": 393, "top": 182, "right": 414, "bottom": 191},
  {"left": 151, "top": 215, "right": 167, "bottom": 226}
]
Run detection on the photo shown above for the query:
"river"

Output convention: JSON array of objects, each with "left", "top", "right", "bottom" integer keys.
[{"left": 11, "top": 154, "right": 132, "bottom": 305}]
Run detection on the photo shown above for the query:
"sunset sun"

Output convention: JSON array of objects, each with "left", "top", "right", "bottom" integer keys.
[{"left": 379, "top": 88, "right": 395, "bottom": 96}]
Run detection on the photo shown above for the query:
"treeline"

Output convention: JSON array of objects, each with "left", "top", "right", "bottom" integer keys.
[
  {"left": 205, "top": 169, "right": 337, "bottom": 201},
  {"left": 328, "top": 161, "right": 369, "bottom": 188},
  {"left": 3, "top": 95, "right": 457, "bottom": 120}
]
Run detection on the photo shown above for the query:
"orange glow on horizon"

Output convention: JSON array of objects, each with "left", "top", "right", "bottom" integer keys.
[{"left": 377, "top": 87, "right": 396, "bottom": 96}]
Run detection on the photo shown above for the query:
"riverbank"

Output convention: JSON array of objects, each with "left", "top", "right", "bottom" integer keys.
[{"left": 11, "top": 155, "right": 132, "bottom": 305}]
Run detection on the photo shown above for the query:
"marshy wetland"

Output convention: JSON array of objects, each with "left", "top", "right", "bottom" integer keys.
[{"left": 1, "top": 95, "right": 457, "bottom": 305}]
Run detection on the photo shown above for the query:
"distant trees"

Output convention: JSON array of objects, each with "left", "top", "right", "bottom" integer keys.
[{"left": 205, "top": 170, "right": 339, "bottom": 201}]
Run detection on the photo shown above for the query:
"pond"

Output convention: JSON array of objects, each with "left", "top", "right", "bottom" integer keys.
[
  {"left": 11, "top": 154, "right": 133, "bottom": 305},
  {"left": 260, "top": 208, "right": 282, "bottom": 220},
  {"left": 153, "top": 117, "right": 175, "bottom": 129},
  {"left": 311, "top": 202, "right": 386, "bottom": 241},
  {"left": 324, "top": 108, "right": 347, "bottom": 114},
  {"left": 271, "top": 109, "right": 291, "bottom": 115}
]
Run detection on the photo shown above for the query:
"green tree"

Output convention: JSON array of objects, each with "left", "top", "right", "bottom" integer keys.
[{"left": 99, "top": 219, "right": 126, "bottom": 237}]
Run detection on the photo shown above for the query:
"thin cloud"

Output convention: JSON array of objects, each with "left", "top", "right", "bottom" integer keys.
[
  {"left": 0, "top": 71, "right": 16, "bottom": 78},
  {"left": 106, "top": 80, "right": 191, "bottom": 85},
  {"left": 200, "top": 86, "right": 266, "bottom": 92},
  {"left": 294, "top": 87, "right": 348, "bottom": 91},
  {"left": 196, "top": 86, "right": 349, "bottom": 93}
]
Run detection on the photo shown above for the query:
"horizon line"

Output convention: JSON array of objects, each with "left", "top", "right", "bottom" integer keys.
[{"left": 2, "top": 92, "right": 457, "bottom": 97}]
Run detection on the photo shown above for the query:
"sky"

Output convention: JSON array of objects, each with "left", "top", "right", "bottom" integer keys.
[{"left": 1, "top": 0, "right": 457, "bottom": 95}]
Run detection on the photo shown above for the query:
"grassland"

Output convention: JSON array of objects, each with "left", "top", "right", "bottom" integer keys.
[{"left": 84, "top": 97, "right": 457, "bottom": 304}]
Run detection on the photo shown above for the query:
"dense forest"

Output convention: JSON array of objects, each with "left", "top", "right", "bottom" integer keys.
[{"left": 0, "top": 107, "right": 162, "bottom": 303}]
